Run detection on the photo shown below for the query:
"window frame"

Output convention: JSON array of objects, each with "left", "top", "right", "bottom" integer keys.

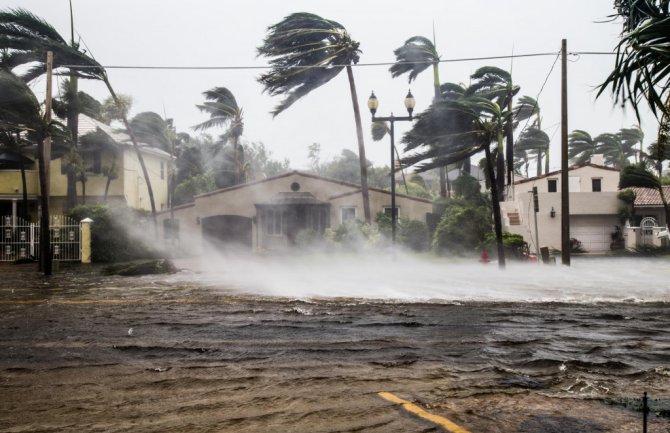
[
  {"left": 591, "top": 178, "right": 602, "bottom": 192},
  {"left": 547, "top": 178, "right": 558, "bottom": 193},
  {"left": 340, "top": 207, "right": 357, "bottom": 224}
]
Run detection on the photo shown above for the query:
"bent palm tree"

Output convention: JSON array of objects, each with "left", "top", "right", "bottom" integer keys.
[
  {"left": 568, "top": 130, "right": 599, "bottom": 164},
  {"left": 598, "top": 0, "right": 670, "bottom": 119},
  {"left": 0, "top": 7, "right": 159, "bottom": 226},
  {"left": 193, "top": 87, "right": 244, "bottom": 183},
  {"left": 390, "top": 35, "right": 451, "bottom": 195},
  {"left": 619, "top": 125, "right": 645, "bottom": 163},
  {"left": 515, "top": 126, "right": 551, "bottom": 177},
  {"left": 468, "top": 66, "right": 520, "bottom": 198},
  {"left": 401, "top": 95, "right": 510, "bottom": 268},
  {"left": 0, "top": 69, "right": 68, "bottom": 275},
  {"left": 257, "top": 12, "right": 371, "bottom": 222}
]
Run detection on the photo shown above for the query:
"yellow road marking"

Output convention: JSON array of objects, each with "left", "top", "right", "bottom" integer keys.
[{"left": 378, "top": 391, "right": 473, "bottom": 433}]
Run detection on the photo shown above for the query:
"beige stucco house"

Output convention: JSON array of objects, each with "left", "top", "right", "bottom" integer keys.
[
  {"left": 157, "top": 171, "right": 433, "bottom": 253},
  {"left": 0, "top": 114, "right": 171, "bottom": 220},
  {"left": 501, "top": 156, "right": 623, "bottom": 253}
]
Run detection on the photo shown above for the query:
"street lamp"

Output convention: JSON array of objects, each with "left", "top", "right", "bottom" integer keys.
[{"left": 367, "top": 90, "right": 416, "bottom": 244}]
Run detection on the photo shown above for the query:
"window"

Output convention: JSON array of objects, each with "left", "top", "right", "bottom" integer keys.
[
  {"left": 591, "top": 178, "right": 602, "bottom": 192},
  {"left": 265, "top": 209, "right": 283, "bottom": 235},
  {"left": 341, "top": 207, "right": 356, "bottom": 223},
  {"left": 383, "top": 206, "right": 399, "bottom": 220},
  {"left": 547, "top": 179, "right": 557, "bottom": 193}
]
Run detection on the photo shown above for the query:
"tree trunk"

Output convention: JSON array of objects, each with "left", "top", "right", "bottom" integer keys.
[
  {"left": 66, "top": 74, "right": 79, "bottom": 210},
  {"left": 19, "top": 152, "right": 28, "bottom": 219},
  {"left": 496, "top": 136, "right": 505, "bottom": 201},
  {"left": 103, "top": 78, "right": 157, "bottom": 232},
  {"left": 346, "top": 65, "right": 371, "bottom": 223},
  {"left": 506, "top": 98, "right": 514, "bottom": 185},
  {"left": 439, "top": 166, "right": 447, "bottom": 197},
  {"left": 484, "top": 143, "right": 506, "bottom": 269},
  {"left": 536, "top": 150, "right": 543, "bottom": 177},
  {"left": 104, "top": 154, "right": 116, "bottom": 202},
  {"left": 81, "top": 178, "right": 86, "bottom": 205}
]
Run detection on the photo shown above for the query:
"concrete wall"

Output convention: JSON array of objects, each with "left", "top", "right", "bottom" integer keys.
[{"left": 0, "top": 170, "right": 38, "bottom": 196}]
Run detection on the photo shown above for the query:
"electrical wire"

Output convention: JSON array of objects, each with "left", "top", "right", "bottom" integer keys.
[{"left": 61, "top": 50, "right": 612, "bottom": 71}]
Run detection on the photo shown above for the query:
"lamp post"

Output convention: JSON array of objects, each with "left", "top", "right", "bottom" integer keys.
[{"left": 367, "top": 90, "right": 416, "bottom": 244}]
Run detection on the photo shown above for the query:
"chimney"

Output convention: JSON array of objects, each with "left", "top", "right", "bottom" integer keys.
[{"left": 590, "top": 154, "right": 604, "bottom": 165}]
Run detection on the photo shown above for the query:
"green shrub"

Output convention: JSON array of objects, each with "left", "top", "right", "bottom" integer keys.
[
  {"left": 69, "top": 204, "right": 159, "bottom": 263},
  {"left": 432, "top": 205, "right": 492, "bottom": 255},
  {"left": 481, "top": 231, "right": 529, "bottom": 259},
  {"left": 399, "top": 219, "right": 430, "bottom": 251}
]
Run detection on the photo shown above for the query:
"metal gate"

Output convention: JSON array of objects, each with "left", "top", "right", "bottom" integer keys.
[
  {"left": 640, "top": 217, "right": 657, "bottom": 246},
  {"left": 0, "top": 215, "right": 81, "bottom": 262}
]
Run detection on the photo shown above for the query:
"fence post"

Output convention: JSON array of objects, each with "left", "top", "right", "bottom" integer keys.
[
  {"left": 80, "top": 218, "right": 93, "bottom": 264},
  {"left": 643, "top": 392, "right": 648, "bottom": 433}
]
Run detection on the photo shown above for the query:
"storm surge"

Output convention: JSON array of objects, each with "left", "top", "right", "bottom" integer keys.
[{"left": 178, "top": 254, "right": 670, "bottom": 303}]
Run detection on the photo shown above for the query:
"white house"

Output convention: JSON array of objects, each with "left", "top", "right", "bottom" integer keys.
[{"left": 501, "top": 155, "right": 623, "bottom": 253}]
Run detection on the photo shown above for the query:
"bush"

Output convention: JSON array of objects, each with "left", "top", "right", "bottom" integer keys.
[
  {"left": 432, "top": 204, "right": 492, "bottom": 255},
  {"left": 480, "top": 231, "right": 529, "bottom": 260},
  {"left": 399, "top": 219, "right": 430, "bottom": 251},
  {"left": 69, "top": 204, "right": 159, "bottom": 262},
  {"left": 325, "top": 219, "right": 381, "bottom": 250}
]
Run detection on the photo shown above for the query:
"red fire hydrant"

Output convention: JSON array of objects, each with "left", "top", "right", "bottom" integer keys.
[{"left": 479, "top": 250, "right": 491, "bottom": 264}]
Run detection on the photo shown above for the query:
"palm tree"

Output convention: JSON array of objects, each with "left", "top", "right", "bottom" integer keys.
[
  {"left": 389, "top": 35, "right": 451, "bottom": 196},
  {"left": 568, "top": 130, "right": 599, "bottom": 164},
  {"left": 468, "top": 66, "right": 520, "bottom": 199},
  {"left": 401, "top": 95, "right": 510, "bottom": 268},
  {"left": 597, "top": 132, "right": 637, "bottom": 168},
  {"left": 513, "top": 95, "right": 550, "bottom": 174},
  {"left": 619, "top": 125, "right": 645, "bottom": 163},
  {"left": 0, "top": 69, "right": 68, "bottom": 275},
  {"left": 257, "top": 12, "right": 372, "bottom": 222},
  {"left": 0, "top": 7, "right": 159, "bottom": 227},
  {"left": 192, "top": 87, "right": 244, "bottom": 183},
  {"left": 619, "top": 163, "right": 669, "bottom": 228},
  {"left": 515, "top": 126, "right": 551, "bottom": 177},
  {"left": 598, "top": 0, "right": 670, "bottom": 119},
  {"left": 0, "top": 129, "right": 33, "bottom": 218}
]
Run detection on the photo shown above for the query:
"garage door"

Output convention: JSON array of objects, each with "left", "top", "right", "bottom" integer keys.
[{"left": 570, "top": 216, "right": 616, "bottom": 252}]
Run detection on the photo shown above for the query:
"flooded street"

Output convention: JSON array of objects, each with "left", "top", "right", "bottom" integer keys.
[{"left": 1, "top": 259, "right": 669, "bottom": 432}]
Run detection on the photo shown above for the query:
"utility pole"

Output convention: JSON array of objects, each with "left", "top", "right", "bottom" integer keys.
[
  {"left": 39, "top": 51, "right": 54, "bottom": 275},
  {"left": 560, "top": 39, "right": 570, "bottom": 266}
]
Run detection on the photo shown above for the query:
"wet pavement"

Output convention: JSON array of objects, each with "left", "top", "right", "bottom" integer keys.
[{"left": 0, "top": 262, "right": 669, "bottom": 432}]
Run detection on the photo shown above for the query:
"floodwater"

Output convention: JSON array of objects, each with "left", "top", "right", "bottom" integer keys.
[{"left": 0, "top": 255, "right": 669, "bottom": 432}]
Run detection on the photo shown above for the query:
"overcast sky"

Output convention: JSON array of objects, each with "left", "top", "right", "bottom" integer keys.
[{"left": 3, "top": 0, "right": 660, "bottom": 171}]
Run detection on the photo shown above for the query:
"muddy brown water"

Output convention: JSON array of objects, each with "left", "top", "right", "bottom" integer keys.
[{"left": 0, "top": 262, "right": 669, "bottom": 432}]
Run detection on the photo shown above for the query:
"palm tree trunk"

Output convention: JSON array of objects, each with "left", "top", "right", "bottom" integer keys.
[
  {"left": 496, "top": 136, "right": 505, "bottom": 201},
  {"left": 103, "top": 77, "right": 157, "bottom": 232},
  {"left": 81, "top": 177, "right": 86, "bottom": 205},
  {"left": 345, "top": 65, "right": 371, "bottom": 223},
  {"left": 506, "top": 98, "right": 514, "bottom": 185},
  {"left": 65, "top": 74, "right": 79, "bottom": 210},
  {"left": 19, "top": 149, "right": 28, "bottom": 219},
  {"left": 104, "top": 154, "right": 116, "bottom": 202},
  {"left": 484, "top": 142, "right": 506, "bottom": 269},
  {"left": 439, "top": 167, "right": 447, "bottom": 197},
  {"left": 536, "top": 151, "right": 543, "bottom": 177},
  {"left": 659, "top": 186, "right": 670, "bottom": 229}
]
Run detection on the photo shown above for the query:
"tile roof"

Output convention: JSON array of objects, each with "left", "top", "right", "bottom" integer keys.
[{"left": 631, "top": 186, "right": 670, "bottom": 206}]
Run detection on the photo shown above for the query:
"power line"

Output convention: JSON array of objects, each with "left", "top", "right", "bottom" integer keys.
[{"left": 62, "top": 50, "right": 612, "bottom": 71}]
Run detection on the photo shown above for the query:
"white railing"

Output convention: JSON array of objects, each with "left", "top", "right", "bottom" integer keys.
[{"left": 0, "top": 215, "right": 81, "bottom": 262}]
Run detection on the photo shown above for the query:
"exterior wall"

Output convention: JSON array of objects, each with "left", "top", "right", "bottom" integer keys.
[
  {"left": 0, "top": 169, "right": 39, "bottom": 196},
  {"left": 156, "top": 204, "right": 201, "bottom": 254},
  {"left": 157, "top": 172, "right": 432, "bottom": 255},
  {"left": 505, "top": 165, "right": 622, "bottom": 253},
  {"left": 122, "top": 148, "right": 169, "bottom": 212}
]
